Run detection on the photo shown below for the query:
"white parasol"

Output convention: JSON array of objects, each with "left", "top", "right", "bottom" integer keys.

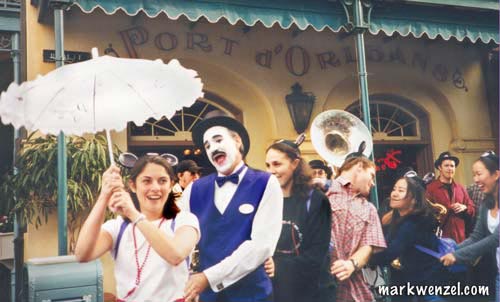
[{"left": 0, "top": 48, "right": 204, "bottom": 163}]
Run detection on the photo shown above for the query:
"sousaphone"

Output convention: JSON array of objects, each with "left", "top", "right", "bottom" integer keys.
[{"left": 311, "top": 110, "right": 373, "bottom": 167}]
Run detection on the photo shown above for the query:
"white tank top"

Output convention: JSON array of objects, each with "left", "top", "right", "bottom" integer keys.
[{"left": 487, "top": 210, "right": 499, "bottom": 233}]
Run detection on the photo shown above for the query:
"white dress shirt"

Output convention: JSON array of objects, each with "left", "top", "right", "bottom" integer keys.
[{"left": 179, "top": 161, "right": 283, "bottom": 292}]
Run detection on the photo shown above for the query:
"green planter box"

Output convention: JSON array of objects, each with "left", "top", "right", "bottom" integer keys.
[{"left": 24, "top": 255, "right": 103, "bottom": 302}]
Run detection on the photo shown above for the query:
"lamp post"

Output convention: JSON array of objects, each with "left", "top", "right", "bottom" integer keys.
[
  {"left": 49, "top": 0, "right": 73, "bottom": 256},
  {"left": 285, "top": 83, "right": 315, "bottom": 134},
  {"left": 340, "top": 0, "right": 379, "bottom": 209}
]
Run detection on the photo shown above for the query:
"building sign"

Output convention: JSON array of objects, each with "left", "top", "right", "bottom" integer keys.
[
  {"left": 43, "top": 50, "right": 91, "bottom": 64},
  {"left": 111, "top": 25, "right": 468, "bottom": 92}
]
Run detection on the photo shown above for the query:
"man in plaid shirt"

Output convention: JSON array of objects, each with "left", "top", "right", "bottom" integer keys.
[
  {"left": 467, "top": 182, "right": 485, "bottom": 214},
  {"left": 328, "top": 156, "right": 386, "bottom": 302}
]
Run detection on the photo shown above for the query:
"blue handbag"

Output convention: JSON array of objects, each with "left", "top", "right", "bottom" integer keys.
[{"left": 415, "top": 237, "right": 467, "bottom": 273}]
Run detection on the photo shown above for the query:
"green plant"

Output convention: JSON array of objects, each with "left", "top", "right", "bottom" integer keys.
[{"left": 0, "top": 133, "right": 120, "bottom": 251}]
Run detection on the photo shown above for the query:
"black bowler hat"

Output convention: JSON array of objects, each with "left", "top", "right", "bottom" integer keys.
[
  {"left": 192, "top": 110, "right": 250, "bottom": 156},
  {"left": 176, "top": 160, "right": 202, "bottom": 174},
  {"left": 309, "top": 159, "right": 328, "bottom": 172},
  {"left": 434, "top": 151, "right": 460, "bottom": 169},
  {"left": 309, "top": 159, "right": 333, "bottom": 178}
]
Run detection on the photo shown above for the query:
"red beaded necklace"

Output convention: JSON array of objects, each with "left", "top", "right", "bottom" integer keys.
[{"left": 118, "top": 217, "right": 165, "bottom": 302}]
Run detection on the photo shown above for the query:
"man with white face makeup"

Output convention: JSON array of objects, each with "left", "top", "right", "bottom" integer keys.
[{"left": 180, "top": 110, "right": 283, "bottom": 302}]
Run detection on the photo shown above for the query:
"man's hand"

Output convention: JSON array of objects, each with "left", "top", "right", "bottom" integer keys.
[
  {"left": 184, "top": 273, "right": 209, "bottom": 302},
  {"left": 450, "top": 203, "right": 467, "bottom": 214},
  {"left": 312, "top": 178, "right": 327, "bottom": 191},
  {"left": 331, "top": 259, "right": 355, "bottom": 281},
  {"left": 264, "top": 257, "right": 275, "bottom": 277},
  {"left": 440, "top": 253, "right": 456, "bottom": 266}
]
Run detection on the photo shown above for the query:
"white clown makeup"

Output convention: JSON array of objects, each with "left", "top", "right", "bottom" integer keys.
[{"left": 203, "top": 126, "right": 243, "bottom": 175}]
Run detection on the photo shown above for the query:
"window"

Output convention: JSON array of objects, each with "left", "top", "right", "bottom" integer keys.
[
  {"left": 346, "top": 101, "right": 420, "bottom": 140},
  {"left": 128, "top": 92, "right": 237, "bottom": 144}
]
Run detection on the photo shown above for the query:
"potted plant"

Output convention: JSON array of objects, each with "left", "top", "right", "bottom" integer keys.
[{"left": 0, "top": 133, "right": 120, "bottom": 252}]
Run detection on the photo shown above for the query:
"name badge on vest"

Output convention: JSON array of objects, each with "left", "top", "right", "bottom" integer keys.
[{"left": 239, "top": 203, "right": 255, "bottom": 214}]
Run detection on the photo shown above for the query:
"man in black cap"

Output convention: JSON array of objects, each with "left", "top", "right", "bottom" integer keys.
[
  {"left": 309, "top": 159, "right": 333, "bottom": 192},
  {"left": 176, "top": 160, "right": 202, "bottom": 191},
  {"left": 426, "top": 151, "right": 475, "bottom": 243},
  {"left": 172, "top": 160, "right": 202, "bottom": 203},
  {"left": 181, "top": 110, "right": 283, "bottom": 302}
]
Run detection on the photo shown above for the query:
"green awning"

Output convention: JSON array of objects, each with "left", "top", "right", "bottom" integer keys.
[
  {"left": 72, "top": 0, "right": 347, "bottom": 32},
  {"left": 72, "top": 0, "right": 499, "bottom": 44},
  {"left": 369, "top": 2, "right": 499, "bottom": 43},
  {"left": 0, "top": 10, "right": 20, "bottom": 32},
  {"left": 0, "top": 16, "right": 19, "bottom": 32},
  {"left": 403, "top": 0, "right": 499, "bottom": 11}
]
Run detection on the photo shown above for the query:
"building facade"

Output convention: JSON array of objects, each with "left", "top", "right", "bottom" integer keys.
[{"left": 13, "top": 0, "right": 500, "bottom": 295}]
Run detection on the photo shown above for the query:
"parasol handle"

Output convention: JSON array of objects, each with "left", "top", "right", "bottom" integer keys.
[
  {"left": 92, "top": 48, "right": 114, "bottom": 165},
  {"left": 91, "top": 47, "right": 99, "bottom": 59},
  {"left": 106, "top": 129, "right": 115, "bottom": 166}
]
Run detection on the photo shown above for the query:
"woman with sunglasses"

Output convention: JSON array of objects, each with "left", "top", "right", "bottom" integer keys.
[
  {"left": 265, "top": 138, "right": 332, "bottom": 302},
  {"left": 370, "top": 171, "right": 448, "bottom": 302},
  {"left": 75, "top": 154, "right": 200, "bottom": 302},
  {"left": 441, "top": 151, "right": 499, "bottom": 301}
]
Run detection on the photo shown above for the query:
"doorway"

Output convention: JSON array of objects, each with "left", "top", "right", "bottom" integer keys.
[
  {"left": 373, "top": 144, "right": 423, "bottom": 213},
  {"left": 346, "top": 95, "right": 434, "bottom": 211}
]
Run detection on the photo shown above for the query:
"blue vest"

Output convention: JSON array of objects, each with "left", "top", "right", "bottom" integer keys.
[{"left": 190, "top": 167, "right": 272, "bottom": 302}]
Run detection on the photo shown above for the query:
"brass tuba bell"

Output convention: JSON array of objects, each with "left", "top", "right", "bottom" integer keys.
[{"left": 311, "top": 110, "right": 373, "bottom": 167}]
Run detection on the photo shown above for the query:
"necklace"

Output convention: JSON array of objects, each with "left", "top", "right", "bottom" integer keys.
[{"left": 118, "top": 217, "right": 165, "bottom": 301}]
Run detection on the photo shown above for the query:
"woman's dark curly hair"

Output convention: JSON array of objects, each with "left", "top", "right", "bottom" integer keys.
[
  {"left": 127, "top": 155, "right": 179, "bottom": 220},
  {"left": 266, "top": 142, "right": 312, "bottom": 201}
]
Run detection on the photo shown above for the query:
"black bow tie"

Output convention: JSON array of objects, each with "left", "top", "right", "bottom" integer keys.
[
  {"left": 215, "top": 165, "right": 246, "bottom": 187},
  {"left": 216, "top": 174, "right": 239, "bottom": 187}
]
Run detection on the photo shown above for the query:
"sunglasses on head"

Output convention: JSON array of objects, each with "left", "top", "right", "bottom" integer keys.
[
  {"left": 118, "top": 152, "right": 179, "bottom": 168},
  {"left": 403, "top": 170, "right": 434, "bottom": 187},
  {"left": 404, "top": 170, "right": 418, "bottom": 178},
  {"left": 481, "top": 150, "right": 496, "bottom": 158}
]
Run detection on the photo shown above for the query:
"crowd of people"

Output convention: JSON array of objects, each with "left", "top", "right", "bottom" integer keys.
[{"left": 75, "top": 110, "right": 499, "bottom": 302}]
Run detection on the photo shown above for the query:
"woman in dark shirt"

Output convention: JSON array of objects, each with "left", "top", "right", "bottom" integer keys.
[
  {"left": 370, "top": 171, "right": 448, "bottom": 302},
  {"left": 265, "top": 139, "right": 332, "bottom": 302}
]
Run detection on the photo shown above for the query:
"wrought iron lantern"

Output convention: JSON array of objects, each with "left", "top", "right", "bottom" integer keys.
[{"left": 285, "top": 83, "right": 316, "bottom": 134}]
